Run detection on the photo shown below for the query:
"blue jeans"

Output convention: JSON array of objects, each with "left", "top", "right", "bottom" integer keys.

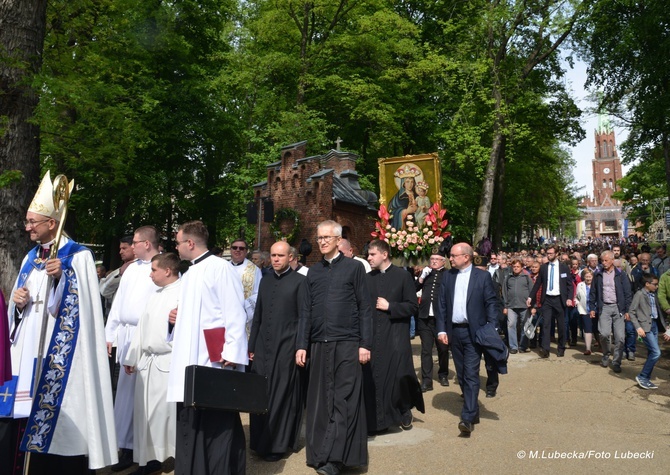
[
  {"left": 507, "top": 308, "right": 526, "bottom": 350},
  {"left": 624, "top": 320, "right": 637, "bottom": 355},
  {"left": 638, "top": 320, "right": 661, "bottom": 381},
  {"left": 410, "top": 316, "right": 416, "bottom": 338}
]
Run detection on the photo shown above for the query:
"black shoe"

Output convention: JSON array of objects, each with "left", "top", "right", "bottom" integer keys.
[
  {"left": 401, "top": 410, "right": 413, "bottom": 430},
  {"left": 111, "top": 449, "right": 134, "bottom": 472},
  {"left": 486, "top": 390, "right": 496, "bottom": 398},
  {"left": 128, "top": 460, "right": 162, "bottom": 475},
  {"left": 421, "top": 381, "right": 433, "bottom": 392},
  {"left": 458, "top": 420, "right": 473, "bottom": 436},
  {"left": 510, "top": 349, "right": 518, "bottom": 354},
  {"left": 612, "top": 364, "right": 622, "bottom": 374},
  {"left": 261, "top": 453, "right": 284, "bottom": 462},
  {"left": 438, "top": 375, "right": 450, "bottom": 387},
  {"left": 539, "top": 349, "right": 549, "bottom": 358},
  {"left": 557, "top": 350, "right": 565, "bottom": 357},
  {"left": 473, "top": 414, "right": 480, "bottom": 424},
  {"left": 316, "top": 462, "right": 341, "bottom": 475}
]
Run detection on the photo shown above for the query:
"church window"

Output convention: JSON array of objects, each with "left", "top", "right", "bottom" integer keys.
[
  {"left": 602, "top": 179, "right": 607, "bottom": 189},
  {"left": 609, "top": 179, "right": 613, "bottom": 189}
]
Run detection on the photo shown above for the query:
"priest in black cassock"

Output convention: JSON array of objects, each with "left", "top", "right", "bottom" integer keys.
[
  {"left": 364, "top": 240, "right": 424, "bottom": 434},
  {"left": 296, "top": 220, "right": 372, "bottom": 475},
  {"left": 248, "top": 241, "right": 306, "bottom": 462}
]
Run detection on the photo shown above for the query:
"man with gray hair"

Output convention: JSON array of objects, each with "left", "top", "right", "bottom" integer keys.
[
  {"left": 296, "top": 220, "right": 372, "bottom": 475},
  {"left": 589, "top": 250, "right": 632, "bottom": 373}
]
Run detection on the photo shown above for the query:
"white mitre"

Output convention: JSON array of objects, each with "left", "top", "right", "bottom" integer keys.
[{"left": 28, "top": 170, "right": 75, "bottom": 221}]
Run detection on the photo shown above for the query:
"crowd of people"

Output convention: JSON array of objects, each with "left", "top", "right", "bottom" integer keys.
[{"left": 2, "top": 174, "right": 670, "bottom": 475}]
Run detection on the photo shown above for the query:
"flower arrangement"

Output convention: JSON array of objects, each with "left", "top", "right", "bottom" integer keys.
[{"left": 371, "top": 202, "right": 451, "bottom": 260}]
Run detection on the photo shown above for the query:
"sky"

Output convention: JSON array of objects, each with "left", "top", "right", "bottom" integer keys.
[{"left": 562, "top": 57, "right": 629, "bottom": 199}]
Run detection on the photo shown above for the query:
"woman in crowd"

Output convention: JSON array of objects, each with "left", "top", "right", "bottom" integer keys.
[{"left": 576, "top": 269, "right": 594, "bottom": 355}]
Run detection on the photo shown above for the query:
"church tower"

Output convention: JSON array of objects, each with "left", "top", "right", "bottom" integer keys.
[{"left": 591, "top": 115, "right": 623, "bottom": 206}]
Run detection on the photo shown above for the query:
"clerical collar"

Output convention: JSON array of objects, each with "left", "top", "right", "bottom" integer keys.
[
  {"left": 231, "top": 259, "right": 245, "bottom": 266},
  {"left": 459, "top": 264, "right": 473, "bottom": 274},
  {"left": 192, "top": 251, "right": 213, "bottom": 265},
  {"left": 274, "top": 267, "right": 292, "bottom": 277},
  {"left": 324, "top": 252, "right": 341, "bottom": 264},
  {"left": 379, "top": 262, "right": 392, "bottom": 274},
  {"left": 40, "top": 239, "right": 56, "bottom": 249}
]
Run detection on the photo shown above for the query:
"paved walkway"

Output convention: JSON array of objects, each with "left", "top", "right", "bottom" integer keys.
[{"left": 105, "top": 340, "right": 670, "bottom": 474}]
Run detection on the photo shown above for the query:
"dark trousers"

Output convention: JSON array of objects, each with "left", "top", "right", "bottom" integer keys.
[
  {"left": 541, "top": 296, "right": 566, "bottom": 352},
  {"left": 416, "top": 316, "right": 449, "bottom": 383},
  {"left": 175, "top": 403, "right": 246, "bottom": 475},
  {"left": 483, "top": 352, "right": 499, "bottom": 394},
  {"left": 450, "top": 326, "right": 481, "bottom": 423}
]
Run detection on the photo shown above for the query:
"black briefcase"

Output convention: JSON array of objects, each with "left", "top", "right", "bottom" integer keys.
[{"left": 183, "top": 365, "right": 269, "bottom": 414}]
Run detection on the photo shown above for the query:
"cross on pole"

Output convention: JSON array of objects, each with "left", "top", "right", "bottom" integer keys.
[{"left": 335, "top": 137, "right": 343, "bottom": 151}]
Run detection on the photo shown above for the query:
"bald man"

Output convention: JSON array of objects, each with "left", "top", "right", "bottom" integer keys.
[
  {"left": 436, "top": 243, "right": 498, "bottom": 436},
  {"left": 338, "top": 239, "right": 371, "bottom": 273}
]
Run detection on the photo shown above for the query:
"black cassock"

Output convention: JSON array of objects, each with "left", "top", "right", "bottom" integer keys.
[
  {"left": 297, "top": 254, "right": 373, "bottom": 469},
  {"left": 248, "top": 268, "right": 306, "bottom": 457},
  {"left": 364, "top": 265, "right": 425, "bottom": 432}
]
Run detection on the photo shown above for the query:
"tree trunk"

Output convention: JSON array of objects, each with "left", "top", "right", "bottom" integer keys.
[
  {"left": 493, "top": 135, "right": 506, "bottom": 250},
  {"left": 475, "top": 82, "right": 505, "bottom": 246},
  {"left": 0, "top": 0, "right": 48, "bottom": 296}
]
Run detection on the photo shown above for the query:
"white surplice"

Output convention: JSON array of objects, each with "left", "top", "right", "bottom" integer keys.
[
  {"left": 167, "top": 255, "right": 248, "bottom": 403},
  {"left": 123, "top": 279, "right": 180, "bottom": 465},
  {"left": 5, "top": 237, "right": 117, "bottom": 469},
  {"left": 105, "top": 260, "right": 159, "bottom": 449}
]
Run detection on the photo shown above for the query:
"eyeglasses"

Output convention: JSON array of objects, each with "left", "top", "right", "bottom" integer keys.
[
  {"left": 176, "top": 239, "right": 190, "bottom": 246},
  {"left": 450, "top": 253, "right": 465, "bottom": 258},
  {"left": 231, "top": 246, "right": 246, "bottom": 251},
  {"left": 23, "top": 219, "right": 50, "bottom": 228},
  {"left": 132, "top": 240, "right": 147, "bottom": 245},
  {"left": 430, "top": 257, "right": 445, "bottom": 261},
  {"left": 316, "top": 236, "right": 338, "bottom": 243}
]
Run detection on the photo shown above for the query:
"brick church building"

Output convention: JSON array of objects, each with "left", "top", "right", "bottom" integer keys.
[
  {"left": 253, "top": 140, "right": 378, "bottom": 264},
  {"left": 577, "top": 118, "right": 628, "bottom": 238}
]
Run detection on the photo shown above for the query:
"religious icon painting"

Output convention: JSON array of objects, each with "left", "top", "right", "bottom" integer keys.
[{"left": 377, "top": 153, "right": 442, "bottom": 230}]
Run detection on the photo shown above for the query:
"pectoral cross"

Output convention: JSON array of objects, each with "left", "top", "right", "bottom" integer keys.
[
  {"left": 0, "top": 387, "right": 12, "bottom": 403},
  {"left": 33, "top": 297, "right": 44, "bottom": 313}
]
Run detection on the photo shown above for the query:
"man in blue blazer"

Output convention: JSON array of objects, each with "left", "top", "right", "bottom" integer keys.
[{"left": 436, "top": 243, "right": 498, "bottom": 436}]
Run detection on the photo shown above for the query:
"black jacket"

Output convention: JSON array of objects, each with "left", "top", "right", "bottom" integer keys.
[
  {"left": 297, "top": 254, "right": 373, "bottom": 350},
  {"left": 528, "top": 261, "right": 571, "bottom": 308},
  {"left": 415, "top": 267, "right": 446, "bottom": 319}
]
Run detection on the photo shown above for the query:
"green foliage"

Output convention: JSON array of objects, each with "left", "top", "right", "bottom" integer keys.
[
  {"left": 0, "top": 170, "right": 23, "bottom": 188},
  {"left": 25, "top": 0, "right": 588, "bottom": 257}
]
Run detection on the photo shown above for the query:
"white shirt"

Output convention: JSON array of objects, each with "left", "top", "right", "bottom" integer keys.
[
  {"left": 546, "top": 261, "right": 561, "bottom": 296},
  {"left": 452, "top": 264, "right": 472, "bottom": 324}
]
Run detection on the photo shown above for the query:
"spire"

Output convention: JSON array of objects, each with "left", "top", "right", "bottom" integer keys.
[{"left": 596, "top": 90, "right": 613, "bottom": 134}]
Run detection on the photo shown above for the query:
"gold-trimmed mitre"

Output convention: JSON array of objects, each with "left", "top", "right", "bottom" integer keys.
[{"left": 28, "top": 171, "right": 75, "bottom": 221}]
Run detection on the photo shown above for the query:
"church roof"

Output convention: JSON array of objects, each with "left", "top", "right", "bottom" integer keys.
[
  {"left": 281, "top": 140, "right": 308, "bottom": 151},
  {"left": 332, "top": 175, "right": 372, "bottom": 207},
  {"left": 307, "top": 168, "right": 334, "bottom": 180}
]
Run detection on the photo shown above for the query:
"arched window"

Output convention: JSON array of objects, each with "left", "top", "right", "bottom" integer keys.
[
  {"left": 603, "top": 179, "right": 607, "bottom": 189},
  {"left": 609, "top": 179, "right": 613, "bottom": 189}
]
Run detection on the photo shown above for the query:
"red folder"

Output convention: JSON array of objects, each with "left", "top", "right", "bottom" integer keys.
[{"left": 203, "top": 328, "right": 225, "bottom": 363}]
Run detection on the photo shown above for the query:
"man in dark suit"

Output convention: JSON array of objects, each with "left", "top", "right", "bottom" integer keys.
[
  {"left": 436, "top": 243, "right": 498, "bottom": 436},
  {"left": 527, "top": 244, "right": 572, "bottom": 358}
]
